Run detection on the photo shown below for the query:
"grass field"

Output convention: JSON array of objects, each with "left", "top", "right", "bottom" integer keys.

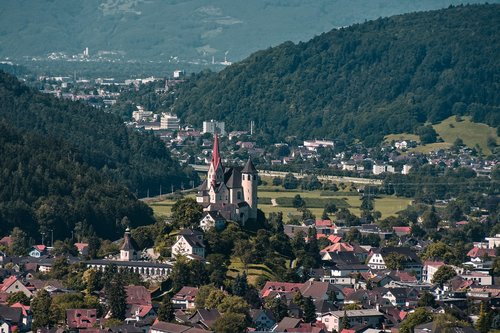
[
  {"left": 384, "top": 133, "right": 420, "bottom": 143},
  {"left": 432, "top": 116, "right": 498, "bottom": 154},
  {"left": 385, "top": 116, "right": 498, "bottom": 155},
  {"left": 228, "top": 258, "right": 278, "bottom": 285},
  {"left": 148, "top": 187, "right": 413, "bottom": 221}
]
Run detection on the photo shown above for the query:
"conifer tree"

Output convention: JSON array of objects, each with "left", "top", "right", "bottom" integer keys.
[
  {"left": 303, "top": 296, "right": 316, "bottom": 323},
  {"left": 158, "top": 295, "right": 175, "bottom": 322},
  {"left": 32, "top": 289, "right": 53, "bottom": 329},
  {"left": 106, "top": 274, "right": 127, "bottom": 320},
  {"left": 476, "top": 302, "right": 491, "bottom": 333},
  {"left": 232, "top": 272, "right": 249, "bottom": 297}
]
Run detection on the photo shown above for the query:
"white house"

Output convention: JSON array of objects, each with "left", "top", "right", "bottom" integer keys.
[
  {"left": 172, "top": 229, "right": 205, "bottom": 259},
  {"left": 199, "top": 211, "right": 226, "bottom": 231},
  {"left": 319, "top": 309, "right": 385, "bottom": 332}
]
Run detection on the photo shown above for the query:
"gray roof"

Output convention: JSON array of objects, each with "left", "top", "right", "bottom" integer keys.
[{"left": 242, "top": 158, "right": 257, "bottom": 174}]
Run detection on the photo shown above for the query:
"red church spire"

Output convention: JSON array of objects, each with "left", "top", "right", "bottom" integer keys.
[{"left": 211, "top": 134, "right": 221, "bottom": 185}]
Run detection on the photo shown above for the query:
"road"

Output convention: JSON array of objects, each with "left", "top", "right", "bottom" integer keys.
[{"left": 189, "top": 164, "right": 383, "bottom": 185}]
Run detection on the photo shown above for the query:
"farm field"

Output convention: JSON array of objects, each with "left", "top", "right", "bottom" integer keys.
[{"left": 148, "top": 185, "right": 412, "bottom": 222}]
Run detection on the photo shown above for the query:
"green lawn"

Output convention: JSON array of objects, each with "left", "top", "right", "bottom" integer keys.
[
  {"left": 228, "top": 258, "right": 277, "bottom": 285},
  {"left": 432, "top": 116, "right": 498, "bottom": 154},
  {"left": 385, "top": 116, "right": 498, "bottom": 155}
]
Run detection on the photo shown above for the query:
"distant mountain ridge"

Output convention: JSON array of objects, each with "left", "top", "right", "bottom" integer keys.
[
  {"left": 171, "top": 4, "right": 500, "bottom": 145},
  {"left": 0, "top": 0, "right": 498, "bottom": 64}
]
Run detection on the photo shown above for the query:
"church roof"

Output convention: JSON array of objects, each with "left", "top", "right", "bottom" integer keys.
[
  {"left": 242, "top": 158, "right": 257, "bottom": 174},
  {"left": 224, "top": 167, "right": 242, "bottom": 189},
  {"left": 121, "top": 229, "right": 139, "bottom": 251}
]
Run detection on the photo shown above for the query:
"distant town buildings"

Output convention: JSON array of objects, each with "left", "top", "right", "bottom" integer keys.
[
  {"left": 160, "top": 113, "right": 180, "bottom": 130},
  {"left": 202, "top": 120, "right": 226, "bottom": 136}
]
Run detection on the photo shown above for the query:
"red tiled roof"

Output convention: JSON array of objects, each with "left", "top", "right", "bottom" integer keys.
[
  {"left": 392, "top": 226, "right": 411, "bottom": 233},
  {"left": 74, "top": 243, "right": 89, "bottom": 251},
  {"left": 315, "top": 220, "right": 334, "bottom": 227},
  {"left": 0, "top": 236, "right": 13, "bottom": 247},
  {"left": 320, "top": 242, "right": 353, "bottom": 253},
  {"left": 173, "top": 286, "right": 199, "bottom": 302},
  {"left": 11, "top": 303, "right": 30, "bottom": 316},
  {"left": 0, "top": 276, "right": 19, "bottom": 291},
  {"left": 66, "top": 309, "right": 97, "bottom": 329},
  {"left": 261, "top": 282, "right": 303, "bottom": 298},
  {"left": 467, "top": 247, "right": 496, "bottom": 258},
  {"left": 126, "top": 285, "right": 151, "bottom": 305},
  {"left": 33, "top": 245, "right": 46, "bottom": 252}
]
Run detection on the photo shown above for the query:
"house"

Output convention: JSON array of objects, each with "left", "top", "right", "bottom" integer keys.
[
  {"left": 260, "top": 282, "right": 303, "bottom": 298},
  {"left": 382, "top": 288, "right": 418, "bottom": 306},
  {"left": 414, "top": 321, "right": 479, "bottom": 333},
  {"left": 392, "top": 227, "right": 411, "bottom": 237},
  {"left": 187, "top": 309, "right": 220, "bottom": 330},
  {"left": 422, "top": 261, "right": 445, "bottom": 284},
  {"left": 171, "top": 229, "right": 205, "bottom": 259},
  {"left": 299, "top": 281, "right": 338, "bottom": 302},
  {"left": 67, "top": 309, "right": 97, "bottom": 329},
  {"left": 0, "top": 276, "right": 32, "bottom": 297},
  {"left": 459, "top": 272, "right": 493, "bottom": 286},
  {"left": 0, "top": 305, "right": 22, "bottom": 333},
  {"left": 0, "top": 237, "right": 12, "bottom": 249},
  {"left": 199, "top": 212, "right": 226, "bottom": 232},
  {"left": 319, "top": 309, "right": 385, "bottom": 332},
  {"left": 150, "top": 320, "right": 212, "bottom": 333},
  {"left": 9, "top": 303, "right": 31, "bottom": 329},
  {"left": 172, "top": 287, "right": 198, "bottom": 310},
  {"left": 274, "top": 317, "right": 327, "bottom": 333},
  {"left": 29, "top": 245, "right": 47, "bottom": 258},
  {"left": 250, "top": 308, "right": 276, "bottom": 331},
  {"left": 321, "top": 243, "right": 368, "bottom": 262},
  {"left": 466, "top": 246, "right": 496, "bottom": 260},
  {"left": 125, "top": 285, "right": 155, "bottom": 322},
  {"left": 367, "top": 247, "right": 422, "bottom": 280},
  {"left": 74, "top": 243, "right": 89, "bottom": 256}
]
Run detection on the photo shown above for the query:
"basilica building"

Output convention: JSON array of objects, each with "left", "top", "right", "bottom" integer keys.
[{"left": 196, "top": 135, "right": 258, "bottom": 225}]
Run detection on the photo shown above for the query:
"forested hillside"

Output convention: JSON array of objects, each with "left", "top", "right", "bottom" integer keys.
[
  {"left": 0, "top": 72, "right": 194, "bottom": 240},
  {"left": 172, "top": 5, "right": 500, "bottom": 146}
]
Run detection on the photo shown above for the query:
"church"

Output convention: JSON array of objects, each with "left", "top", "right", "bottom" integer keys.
[{"left": 196, "top": 134, "right": 258, "bottom": 225}]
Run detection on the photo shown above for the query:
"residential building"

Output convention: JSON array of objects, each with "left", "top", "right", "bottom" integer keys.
[
  {"left": 319, "top": 309, "right": 385, "bottom": 332},
  {"left": 172, "top": 287, "right": 199, "bottom": 310},
  {"left": 67, "top": 309, "right": 97, "bottom": 329},
  {"left": 202, "top": 120, "right": 225, "bottom": 136},
  {"left": 160, "top": 113, "right": 180, "bottom": 130},
  {"left": 199, "top": 211, "right": 226, "bottom": 231},
  {"left": 172, "top": 229, "right": 205, "bottom": 259},
  {"left": 367, "top": 247, "right": 422, "bottom": 280}
]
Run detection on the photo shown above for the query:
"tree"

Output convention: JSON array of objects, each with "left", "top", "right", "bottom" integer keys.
[
  {"left": 360, "top": 196, "right": 374, "bottom": 212},
  {"left": 417, "top": 125, "right": 438, "bottom": 144},
  {"left": 171, "top": 198, "right": 203, "bottom": 229},
  {"left": 417, "top": 292, "right": 436, "bottom": 308},
  {"left": 384, "top": 253, "right": 406, "bottom": 270},
  {"left": 293, "top": 194, "right": 306, "bottom": 209},
  {"left": 399, "top": 308, "right": 432, "bottom": 333},
  {"left": 32, "top": 289, "right": 53, "bottom": 329},
  {"left": 303, "top": 296, "right": 316, "bottom": 323},
  {"left": 205, "top": 289, "right": 227, "bottom": 309},
  {"left": 421, "top": 206, "right": 440, "bottom": 229},
  {"left": 432, "top": 265, "right": 457, "bottom": 285},
  {"left": 158, "top": 295, "right": 175, "bottom": 322},
  {"left": 6, "top": 291, "right": 30, "bottom": 305},
  {"left": 324, "top": 202, "right": 338, "bottom": 214},
  {"left": 217, "top": 295, "right": 249, "bottom": 316},
  {"left": 476, "top": 302, "right": 491, "bottom": 333},
  {"left": 10, "top": 227, "right": 28, "bottom": 256},
  {"left": 232, "top": 273, "right": 249, "bottom": 298},
  {"left": 421, "top": 242, "right": 458, "bottom": 263},
  {"left": 283, "top": 173, "right": 299, "bottom": 189},
  {"left": 265, "top": 297, "right": 288, "bottom": 322},
  {"left": 83, "top": 268, "right": 100, "bottom": 295},
  {"left": 50, "top": 256, "right": 70, "bottom": 280},
  {"left": 106, "top": 274, "right": 127, "bottom": 320},
  {"left": 340, "top": 310, "right": 350, "bottom": 330},
  {"left": 212, "top": 312, "right": 247, "bottom": 333},
  {"left": 195, "top": 285, "right": 218, "bottom": 309}
]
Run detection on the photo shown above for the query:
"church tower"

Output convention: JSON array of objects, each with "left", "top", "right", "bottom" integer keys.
[
  {"left": 242, "top": 158, "right": 258, "bottom": 219},
  {"left": 120, "top": 228, "right": 139, "bottom": 261},
  {"left": 207, "top": 134, "right": 224, "bottom": 191}
]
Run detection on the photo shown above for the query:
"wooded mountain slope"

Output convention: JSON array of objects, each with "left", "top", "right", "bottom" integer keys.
[
  {"left": 172, "top": 4, "right": 500, "bottom": 145},
  {"left": 0, "top": 72, "right": 192, "bottom": 240}
]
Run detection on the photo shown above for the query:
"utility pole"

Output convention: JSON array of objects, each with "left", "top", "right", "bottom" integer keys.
[{"left": 50, "top": 229, "right": 54, "bottom": 247}]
